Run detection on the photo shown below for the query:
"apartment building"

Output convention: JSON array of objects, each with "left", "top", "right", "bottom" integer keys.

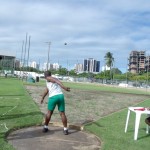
[
  {"left": 75, "top": 63, "right": 83, "bottom": 73},
  {"left": 128, "top": 51, "right": 145, "bottom": 73},
  {"left": 83, "top": 58, "right": 100, "bottom": 73},
  {"left": 145, "top": 56, "right": 150, "bottom": 71}
]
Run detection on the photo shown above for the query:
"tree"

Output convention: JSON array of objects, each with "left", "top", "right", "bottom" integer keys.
[
  {"left": 111, "top": 68, "right": 122, "bottom": 74},
  {"left": 104, "top": 52, "right": 114, "bottom": 69},
  {"left": 104, "top": 52, "right": 114, "bottom": 81},
  {"left": 94, "top": 71, "right": 108, "bottom": 79},
  {"left": 69, "top": 69, "right": 77, "bottom": 76},
  {"left": 58, "top": 68, "right": 68, "bottom": 75}
]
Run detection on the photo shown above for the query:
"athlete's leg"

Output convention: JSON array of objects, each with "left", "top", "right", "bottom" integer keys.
[
  {"left": 43, "top": 96, "right": 56, "bottom": 132},
  {"left": 44, "top": 110, "right": 53, "bottom": 125},
  {"left": 57, "top": 94, "right": 66, "bottom": 127},
  {"left": 59, "top": 111, "right": 67, "bottom": 127},
  {"left": 43, "top": 110, "right": 53, "bottom": 132},
  {"left": 59, "top": 111, "right": 68, "bottom": 135},
  {"left": 57, "top": 94, "right": 68, "bottom": 134},
  {"left": 45, "top": 96, "right": 56, "bottom": 125}
]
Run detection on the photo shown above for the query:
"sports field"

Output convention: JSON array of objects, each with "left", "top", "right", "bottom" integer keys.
[
  {"left": 1, "top": 78, "right": 150, "bottom": 150},
  {"left": 25, "top": 81, "right": 150, "bottom": 150},
  {"left": 26, "top": 83, "right": 150, "bottom": 124}
]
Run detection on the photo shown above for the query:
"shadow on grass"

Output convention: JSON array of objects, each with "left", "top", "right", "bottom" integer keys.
[
  {"left": 0, "top": 132, "right": 5, "bottom": 138},
  {"left": 85, "top": 121, "right": 104, "bottom": 128},
  {"left": 0, "top": 94, "right": 25, "bottom": 97},
  {"left": 0, "top": 111, "right": 42, "bottom": 120},
  {"left": 0, "top": 106, "right": 13, "bottom": 108},
  {"left": 137, "top": 133, "right": 150, "bottom": 140}
]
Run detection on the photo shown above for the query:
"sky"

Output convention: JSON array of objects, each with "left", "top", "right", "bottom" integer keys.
[{"left": 1, "top": 0, "right": 150, "bottom": 73}]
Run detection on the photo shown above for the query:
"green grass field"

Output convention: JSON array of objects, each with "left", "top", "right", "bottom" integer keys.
[
  {"left": 0, "top": 77, "right": 150, "bottom": 150},
  {"left": 85, "top": 101, "right": 150, "bottom": 150},
  {"left": 29, "top": 79, "right": 150, "bottom": 95},
  {"left": 57, "top": 81, "right": 150, "bottom": 150},
  {"left": 62, "top": 82, "right": 150, "bottom": 150},
  {"left": 0, "top": 77, "right": 43, "bottom": 150}
]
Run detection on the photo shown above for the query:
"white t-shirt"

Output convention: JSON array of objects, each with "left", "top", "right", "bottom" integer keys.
[{"left": 46, "top": 81, "right": 63, "bottom": 97}]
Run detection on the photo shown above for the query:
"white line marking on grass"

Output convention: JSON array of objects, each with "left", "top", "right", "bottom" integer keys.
[
  {"left": 14, "top": 98, "right": 20, "bottom": 99},
  {"left": 0, "top": 97, "right": 20, "bottom": 100},
  {"left": 1, "top": 105, "right": 18, "bottom": 116},
  {"left": 0, "top": 105, "right": 18, "bottom": 131},
  {"left": 4, "top": 123, "right": 8, "bottom": 130},
  {"left": 0, "top": 123, "right": 8, "bottom": 130}
]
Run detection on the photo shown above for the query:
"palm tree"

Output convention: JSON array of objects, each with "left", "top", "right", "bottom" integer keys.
[
  {"left": 104, "top": 52, "right": 114, "bottom": 81},
  {"left": 104, "top": 52, "right": 114, "bottom": 69}
]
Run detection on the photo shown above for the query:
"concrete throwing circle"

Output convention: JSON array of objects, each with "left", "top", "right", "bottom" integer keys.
[{"left": 7, "top": 126, "right": 101, "bottom": 150}]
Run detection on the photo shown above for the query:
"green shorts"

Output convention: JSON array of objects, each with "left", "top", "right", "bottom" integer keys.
[{"left": 48, "top": 94, "right": 65, "bottom": 112}]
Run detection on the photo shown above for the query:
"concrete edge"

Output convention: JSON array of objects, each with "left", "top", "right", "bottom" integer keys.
[{"left": 48, "top": 122, "right": 84, "bottom": 131}]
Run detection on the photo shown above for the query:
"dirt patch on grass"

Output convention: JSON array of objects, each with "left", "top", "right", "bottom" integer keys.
[{"left": 25, "top": 85, "right": 149, "bottom": 125}]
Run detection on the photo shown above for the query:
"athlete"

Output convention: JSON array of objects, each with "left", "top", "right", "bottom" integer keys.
[{"left": 41, "top": 71, "right": 70, "bottom": 135}]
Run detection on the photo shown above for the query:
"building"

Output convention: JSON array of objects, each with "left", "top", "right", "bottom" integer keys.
[
  {"left": 101, "top": 65, "right": 110, "bottom": 71},
  {"left": 83, "top": 58, "right": 100, "bottom": 73},
  {"left": 128, "top": 51, "right": 145, "bottom": 73},
  {"left": 53, "top": 63, "right": 60, "bottom": 70},
  {"left": 30, "top": 61, "right": 36, "bottom": 68},
  {"left": 15, "top": 59, "right": 20, "bottom": 69},
  {"left": 75, "top": 63, "right": 83, "bottom": 73},
  {"left": 42, "top": 62, "right": 60, "bottom": 71},
  {"left": 29, "top": 61, "right": 39, "bottom": 70},
  {"left": 145, "top": 56, "right": 150, "bottom": 72},
  {"left": 0, "top": 54, "right": 15, "bottom": 74},
  {"left": 43, "top": 62, "right": 50, "bottom": 71}
]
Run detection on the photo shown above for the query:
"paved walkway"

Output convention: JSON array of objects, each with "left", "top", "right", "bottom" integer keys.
[{"left": 7, "top": 125, "right": 101, "bottom": 150}]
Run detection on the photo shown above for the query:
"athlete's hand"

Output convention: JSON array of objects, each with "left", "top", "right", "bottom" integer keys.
[
  {"left": 41, "top": 98, "right": 44, "bottom": 104},
  {"left": 65, "top": 87, "right": 70, "bottom": 92}
]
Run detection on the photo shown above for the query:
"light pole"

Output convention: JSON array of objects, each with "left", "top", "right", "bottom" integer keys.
[
  {"left": 126, "top": 57, "right": 129, "bottom": 84},
  {"left": 64, "top": 42, "right": 69, "bottom": 75},
  {"left": 23, "top": 33, "right": 28, "bottom": 69},
  {"left": 146, "top": 55, "right": 149, "bottom": 90},
  {"left": 27, "top": 36, "right": 31, "bottom": 71},
  {"left": 45, "top": 42, "right": 51, "bottom": 71}
]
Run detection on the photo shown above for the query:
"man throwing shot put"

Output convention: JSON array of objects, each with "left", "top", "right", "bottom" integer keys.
[{"left": 41, "top": 71, "right": 70, "bottom": 135}]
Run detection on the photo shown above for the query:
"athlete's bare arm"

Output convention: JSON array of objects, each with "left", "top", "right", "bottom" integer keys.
[{"left": 41, "top": 88, "right": 49, "bottom": 104}]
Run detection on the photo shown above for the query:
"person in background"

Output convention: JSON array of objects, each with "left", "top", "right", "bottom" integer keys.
[
  {"left": 145, "top": 108, "right": 150, "bottom": 126},
  {"left": 41, "top": 71, "right": 70, "bottom": 135},
  {"left": 145, "top": 117, "right": 150, "bottom": 126}
]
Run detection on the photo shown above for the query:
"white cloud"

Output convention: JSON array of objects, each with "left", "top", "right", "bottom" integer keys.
[{"left": 1, "top": 0, "right": 150, "bottom": 71}]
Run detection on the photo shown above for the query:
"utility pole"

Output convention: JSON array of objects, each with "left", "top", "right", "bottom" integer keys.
[{"left": 45, "top": 42, "right": 51, "bottom": 71}]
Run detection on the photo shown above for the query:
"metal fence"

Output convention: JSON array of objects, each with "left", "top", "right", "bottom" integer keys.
[{"left": 63, "top": 76, "right": 150, "bottom": 89}]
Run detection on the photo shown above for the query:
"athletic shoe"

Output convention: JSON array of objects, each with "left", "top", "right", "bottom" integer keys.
[
  {"left": 43, "top": 127, "right": 49, "bottom": 133},
  {"left": 63, "top": 129, "right": 69, "bottom": 135}
]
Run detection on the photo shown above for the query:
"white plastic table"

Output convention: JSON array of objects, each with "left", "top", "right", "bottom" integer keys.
[{"left": 125, "top": 107, "right": 150, "bottom": 140}]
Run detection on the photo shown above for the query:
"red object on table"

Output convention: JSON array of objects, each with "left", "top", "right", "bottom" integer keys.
[{"left": 134, "top": 108, "right": 145, "bottom": 111}]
